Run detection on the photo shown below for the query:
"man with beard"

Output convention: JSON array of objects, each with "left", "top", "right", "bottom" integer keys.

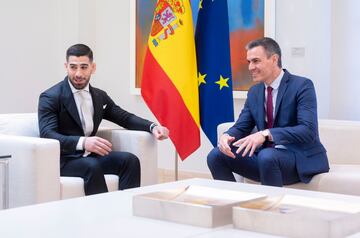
[{"left": 38, "top": 44, "right": 169, "bottom": 195}]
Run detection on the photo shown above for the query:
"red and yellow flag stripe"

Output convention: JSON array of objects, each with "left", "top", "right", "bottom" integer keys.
[{"left": 141, "top": 0, "right": 200, "bottom": 160}]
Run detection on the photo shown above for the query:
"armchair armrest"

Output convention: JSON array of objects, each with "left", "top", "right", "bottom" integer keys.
[
  {"left": 96, "top": 129, "right": 158, "bottom": 186},
  {"left": 0, "top": 135, "right": 60, "bottom": 208},
  {"left": 217, "top": 122, "right": 235, "bottom": 139}
]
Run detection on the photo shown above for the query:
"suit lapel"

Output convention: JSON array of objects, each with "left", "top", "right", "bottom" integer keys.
[
  {"left": 90, "top": 86, "right": 102, "bottom": 133},
  {"left": 257, "top": 84, "right": 266, "bottom": 130},
  {"left": 61, "top": 78, "right": 83, "bottom": 130},
  {"left": 274, "top": 70, "right": 290, "bottom": 123}
]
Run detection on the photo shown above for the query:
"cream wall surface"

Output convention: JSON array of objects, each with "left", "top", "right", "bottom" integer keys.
[
  {"left": 0, "top": 0, "right": 359, "bottom": 173},
  {"left": 330, "top": 0, "right": 360, "bottom": 120},
  {"left": 276, "top": 0, "right": 331, "bottom": 118},
  {"left": 0, "top": 0, "right": 80, "bottom": 113}
]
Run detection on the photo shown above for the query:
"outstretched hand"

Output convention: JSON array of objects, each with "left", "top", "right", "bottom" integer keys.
[{"left": 217, "top": 134, "right": 236, "bottom": 158}]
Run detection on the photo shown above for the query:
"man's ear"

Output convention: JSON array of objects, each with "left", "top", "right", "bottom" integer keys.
[
  {"left": 64, "top": 62, "right": 68, "bottom": 70},
  {"left": 272, "top": 54, "right": 279, "bottom": 66},
  {"left": 91, "top": 62, "right": 96, "bottom": 74}
]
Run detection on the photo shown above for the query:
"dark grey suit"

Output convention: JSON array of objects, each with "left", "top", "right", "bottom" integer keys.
[{"left": 38, "top": 77, "right": 153, "bottom": 194}]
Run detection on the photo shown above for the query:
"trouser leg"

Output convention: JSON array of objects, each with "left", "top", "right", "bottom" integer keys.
[
  {"left": 257, "top": 148, "right": 300, "bottom": 186},
  {"left": 61, "top": 156, "right": 108, "bottom": 195},
  {"left": 207, "top": 147, "right": 260, "bottom": 182},
  {"left": 99, "top": 151, "right": 141, "bottom": 190}
]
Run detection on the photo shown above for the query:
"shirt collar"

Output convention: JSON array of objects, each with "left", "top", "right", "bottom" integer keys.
[
  {"left": 68, "top": 79, "right": 90, "bottom": 94},
  {"left": 264, "top": 69, "right": 284, "bottom": 90}
]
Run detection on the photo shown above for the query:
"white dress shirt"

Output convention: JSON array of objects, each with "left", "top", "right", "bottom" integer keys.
[
  {"left": 264, "top": 70, "right": 284, "bottom": 120},
  {"left": 68, "top": 80, "right": 94, "bottom": 152},
  {"left": 264, "top": 70, "right": 286, "bottom": 149}
]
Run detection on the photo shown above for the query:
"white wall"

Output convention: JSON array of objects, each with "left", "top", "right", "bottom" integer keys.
[
  {"left": 276, "top": 0, "right": 331, "bottom": 119},
  {"left": 0, "top": 0, "right": 359, "bottom": 173},
  {"left": 330, "top": 0, "right": 360, "bottom": 120},
  {"left": 0, "top": 0, "right": 80, "bottom": 113}
]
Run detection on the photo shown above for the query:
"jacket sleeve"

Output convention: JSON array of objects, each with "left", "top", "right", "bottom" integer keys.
[
  {"left": 102, "top": 92, "right": 153, "bottom": 132},
  {"left": 270, "top": 79, "right": 318, "bottom": 145},
  {"left": 38, "top": 91, "right": 80, "bottom": 153}
]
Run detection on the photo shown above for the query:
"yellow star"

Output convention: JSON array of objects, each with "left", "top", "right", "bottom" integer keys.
[
  {"left": 198, "top": 72, "right": 207, "bottom": 86},
  {"left": 215, "top": 75, "right": 230, "bottom": 90},
  {"left": 199, "top": 0, "right": 203, "bottom": 9}
]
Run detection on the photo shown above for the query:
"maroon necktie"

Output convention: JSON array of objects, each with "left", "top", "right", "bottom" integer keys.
[{"left": 266, "top": 86, "right": 273, "bottom": 129}]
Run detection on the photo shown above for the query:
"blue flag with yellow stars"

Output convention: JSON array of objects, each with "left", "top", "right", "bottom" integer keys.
[{"left": 195, "top": 0, "right": 234, "bottom": 147}]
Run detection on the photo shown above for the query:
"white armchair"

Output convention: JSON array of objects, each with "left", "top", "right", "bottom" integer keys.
[
  {"left": 0, "top": 113, "right": 158, "bottom": 208},
  {"left": 217, "top": 120, "right": 360, "bottom": 196}
]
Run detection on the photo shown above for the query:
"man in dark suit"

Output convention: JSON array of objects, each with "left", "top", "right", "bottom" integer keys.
[
  {"left": 38, "top": 44, "right": 169, "bottom": 195},
  {"left": 207, "top": 37, "right": 329, "bottom": 186}
]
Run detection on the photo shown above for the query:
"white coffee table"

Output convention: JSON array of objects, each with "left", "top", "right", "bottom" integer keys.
[{"left": 0, "top": 178, "right": 359, "bottom": 238}]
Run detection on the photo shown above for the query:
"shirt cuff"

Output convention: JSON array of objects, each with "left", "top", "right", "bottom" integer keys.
[
  {"left": 149, "top": 122, "right": 158, "bottom": 132},
  {"left": 268, "top": 129, "right": 273, "bottom": 142},
  {"left": 77, "top": 136, "right": 86, "bottom": 150}
]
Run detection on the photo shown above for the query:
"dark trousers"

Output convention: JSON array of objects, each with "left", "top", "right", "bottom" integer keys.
[
  {"left": 61, "top": 151, "right": 141, "bottom": 195},
  {"left": 207, "top": 147, "right": 300, "bottom": 186}
]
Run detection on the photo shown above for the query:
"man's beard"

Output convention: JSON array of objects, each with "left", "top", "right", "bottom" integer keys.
[{"left": 69, "top": 76, "right": 90, "bottom": 90}]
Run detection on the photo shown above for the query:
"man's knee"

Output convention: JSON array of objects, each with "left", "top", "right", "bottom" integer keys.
[
  {"left": 123, "top": 152, "right": 140, "bottom": 169},
  {"left": 83, "top": 158, "right": 103, "bottom": 175},
  {"left": 114, "top": 152, "right": 141, "bottom": 189},
  {"left": 207, "top": 148, "right": 224, "bottom": 169},
  {"left": 257, "top": 148, "right": 278, "bottom": 169}
]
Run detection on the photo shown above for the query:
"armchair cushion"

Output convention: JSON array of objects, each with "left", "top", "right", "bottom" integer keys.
[
  {"left": 60, "top": 175, "right": 119, "bottom": 199},
  {"left": 287, "top": 165, "right": 360, "bottom": 195}
]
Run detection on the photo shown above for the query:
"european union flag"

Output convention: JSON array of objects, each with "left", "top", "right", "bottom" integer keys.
[{"left": 195, "top": 0, "right": 234, "bottom": 147}]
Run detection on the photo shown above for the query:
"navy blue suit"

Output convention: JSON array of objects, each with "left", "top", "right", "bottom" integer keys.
[
  {"left": 38, "top": 78, "right": 153, "bottom": 194},
  {"left": 207, "top": 70, "right": 329, "bottom": 186}
]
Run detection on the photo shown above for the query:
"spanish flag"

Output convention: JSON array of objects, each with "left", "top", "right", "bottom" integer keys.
[{"left": 141, "top": 0, "right": 200, "bottom": 160}]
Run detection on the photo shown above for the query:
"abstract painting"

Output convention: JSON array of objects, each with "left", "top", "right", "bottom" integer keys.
[{"left": 134, "top": 0, "right": 271, "bottom": 96}]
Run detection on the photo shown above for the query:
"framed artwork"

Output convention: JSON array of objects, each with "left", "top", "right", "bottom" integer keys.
[{"left": 130, "top": 0, "right": 275, "bottom": 98}]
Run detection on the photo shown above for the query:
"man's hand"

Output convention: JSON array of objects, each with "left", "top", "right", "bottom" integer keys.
[
  {"left": 84, "top": 136, "right": 112, "bottom": 156},
  {"left": 152, "top": 125, "right": 169, "bottom": 140},
  {"left": 232, "top": 131, "right": 266, "bottom": 157},
  {"left": 217, "top": 134, "right": 236, "bottom": 158}
]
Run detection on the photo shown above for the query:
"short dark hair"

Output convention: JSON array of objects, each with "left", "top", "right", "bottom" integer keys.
[
  {"left": 246, "top": 37, "right": 282, "bottom": 68},
  {"left": 66, "top": 44, "right": 93, "bottom": 62}
]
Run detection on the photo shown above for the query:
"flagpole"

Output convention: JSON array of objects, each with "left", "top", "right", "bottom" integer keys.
[{"left": 175, "top": 151, "right": 179, "bottom": 181}]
